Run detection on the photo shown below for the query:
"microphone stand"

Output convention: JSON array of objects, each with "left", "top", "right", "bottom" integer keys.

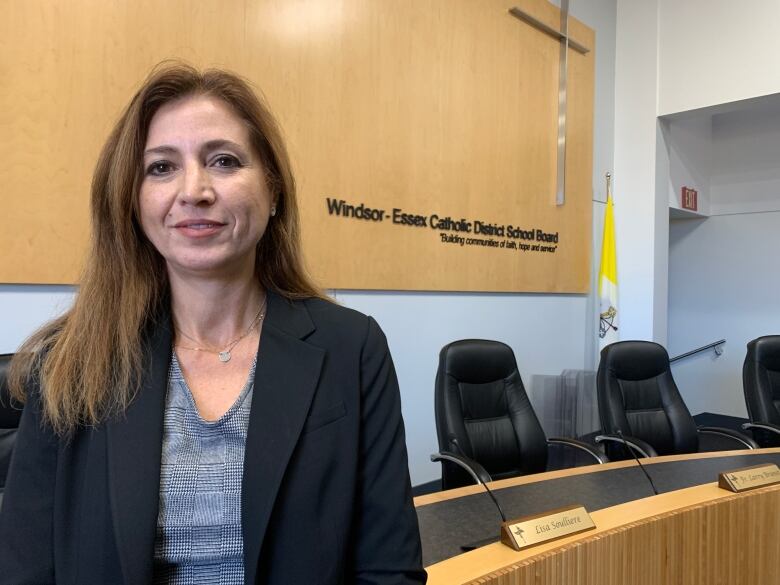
[
  {"left": 431, "top": 438, "right": 509, "bottom": 550},
  {"left": 616, "top": 429, "right": 659, "bottom": 496}
]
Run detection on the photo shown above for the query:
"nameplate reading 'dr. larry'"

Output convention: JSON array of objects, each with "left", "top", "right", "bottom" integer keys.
[
  {"left": 718, "top": 464, "right": 780, "bottom": 493},
  {"left": 500, "top": 505, "right": 595, "bottom": 551}
]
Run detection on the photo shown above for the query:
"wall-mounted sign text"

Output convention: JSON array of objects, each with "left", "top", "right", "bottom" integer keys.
[{"left": 326, "top": 198, "right": 561, "bottom": 254}]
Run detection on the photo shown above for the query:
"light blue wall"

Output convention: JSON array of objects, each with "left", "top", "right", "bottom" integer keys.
[
  {"left": 0, "top": 0, "right": 617, "bottom": 485},
  {"left": 0, "top": 286, "right": 76, "bottom": 354},
  {"left": 334, "top": 291, "right": 592, "bottom": 483}
]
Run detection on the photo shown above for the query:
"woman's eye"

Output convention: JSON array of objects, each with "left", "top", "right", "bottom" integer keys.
[
  {"left": 212, "top": 154, "right": 241, "bottom": 169},
  {"left": 146, "top": 161, "right": 174, "bottom": 176}
]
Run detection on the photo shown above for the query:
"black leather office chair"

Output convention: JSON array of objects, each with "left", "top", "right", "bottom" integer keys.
[
  {"left": 1, "top": 354, "right": 23, "bottom": 509},
  {"left": 596, "top": 341, "right": 758, "bottom": 459},
  {"left": 432, "top": 339, "right": 607, "bottom": 490},
  {"left": 741, "top": 336, "right": 780, "bottom": 447}
]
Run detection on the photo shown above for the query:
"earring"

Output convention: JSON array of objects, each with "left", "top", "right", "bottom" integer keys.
[{"left": 270, "top": 205, "right": 277, "bottom": 217}]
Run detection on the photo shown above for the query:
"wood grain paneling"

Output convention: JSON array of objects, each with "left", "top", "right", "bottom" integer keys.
[
  {"left": 425, "top": 483, "right": 780, "bottom": 584},
  {"left": 1, "top": 0, "right": 594, "bottom": 292}
]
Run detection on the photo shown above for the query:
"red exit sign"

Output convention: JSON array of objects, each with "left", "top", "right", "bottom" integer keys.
[{"left": 681, "top": 187, "right": 698, "bottom": 211}]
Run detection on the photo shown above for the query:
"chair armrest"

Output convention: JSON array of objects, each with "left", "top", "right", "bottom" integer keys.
[
  {"left": 697, "top": 426, "right": 758, "bottom": 449},
  {"left": 430, "top": 451, "right": 492, "bottom": 486},
  {"left": 547, "top": 437, "right": 609, "bottom": 464},
  {"left": 594, "top": 434, "right": 658, "bottom": 458},
  {"left": 741, "top": 421, "right": 780, "bottom": 437}
]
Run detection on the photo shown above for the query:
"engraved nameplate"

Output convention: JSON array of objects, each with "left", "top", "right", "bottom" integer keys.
[
  {"left": 718, "top": 464, "right": 780, "bottom": 493},
  {"left": 500, "top": 504, "right": 595, "bottom": 551}
]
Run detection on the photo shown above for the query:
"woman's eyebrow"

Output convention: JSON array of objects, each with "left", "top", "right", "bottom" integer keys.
[
  {"left": 143, "top": 140, "right": 246, "bottom": 158},
  {"left": 202, "top": 139, "right": 245, "bottom": 152},
  {"left": 143, "top": 145, "right": 177, "bottom": 157}
]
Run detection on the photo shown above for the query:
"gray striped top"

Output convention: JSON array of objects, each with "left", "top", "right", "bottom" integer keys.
[{"left": 153, "top": 353, "right": 256, "bottom": 585}]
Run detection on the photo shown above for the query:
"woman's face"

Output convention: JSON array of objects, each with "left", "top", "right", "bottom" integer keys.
[{"left": 138, "top": 94, "right": 274, "bottom": 280}]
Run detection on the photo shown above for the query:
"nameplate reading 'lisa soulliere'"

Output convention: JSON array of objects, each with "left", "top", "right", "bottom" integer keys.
[
  {"left": 718, "top": 464, "right": 780, "bottom": 493},
  {"left": 500, "top": 505, "right": 595, "bottom": 551}
]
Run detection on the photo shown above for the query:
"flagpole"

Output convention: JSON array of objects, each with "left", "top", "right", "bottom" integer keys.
[{"left": 598, "top": 171, "right": 618, "bottom": 350}]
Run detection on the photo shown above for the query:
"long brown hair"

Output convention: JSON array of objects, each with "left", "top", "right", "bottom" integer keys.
[{"left": 9, "top": 63, "right": 323, "bottom": 434}]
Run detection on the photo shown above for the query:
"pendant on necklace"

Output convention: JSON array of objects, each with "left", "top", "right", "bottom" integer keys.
[{"left": 219, "top": 351, "right": 232, "bottom": 363}]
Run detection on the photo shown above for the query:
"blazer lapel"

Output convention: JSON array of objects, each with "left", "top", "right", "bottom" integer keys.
[
  {"left": 242, "top": 292, "right": 324, "bottom": 584},
  {"left": 107, "top": 317, "right": 172, "bottom": 585}
]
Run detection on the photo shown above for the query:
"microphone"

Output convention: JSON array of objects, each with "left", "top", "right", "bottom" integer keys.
[
  {"left": 616, "top": 429, "right": 659, "bottom": 496},
  {"left": 450, "top": 438, "right": 507, "bottom": 523},
  {"left": 432, "top": 438, "right": 509, "bottom": 551}
]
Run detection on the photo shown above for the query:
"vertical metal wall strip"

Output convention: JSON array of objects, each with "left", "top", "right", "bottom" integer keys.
[{"left": 556, "top": 0, "right": 570, "bottom": 206}]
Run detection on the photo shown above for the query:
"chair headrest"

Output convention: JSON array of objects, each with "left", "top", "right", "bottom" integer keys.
[
  {"left": 600, "top": 341, "right": 670, "bottom": 381},
  {"left": 440, "top": 339, "right": 517, "bottom": 384},
  {"left": 747, "top": 336, "right": 780, "bottom": 370}
]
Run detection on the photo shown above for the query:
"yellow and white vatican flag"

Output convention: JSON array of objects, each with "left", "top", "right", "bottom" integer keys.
[{"left": 598, "top": 180, "right": 618, "bottom": 350}]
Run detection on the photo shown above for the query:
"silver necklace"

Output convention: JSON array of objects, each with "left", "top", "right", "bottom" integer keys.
[{"left": 175, "top": 299, "right": 267, "bottom": 363}]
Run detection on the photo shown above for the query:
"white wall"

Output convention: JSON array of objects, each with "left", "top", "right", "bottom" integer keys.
[
  {"left": 668, "top": 102, "right": 780, "bottom": 416},
  {"left": 658, "top": 0, "right": 780, "bottom": 116},
  {"left": 652, "top": 120, "right": 670, "bottom": 344},
  {"left": 612, "top": 0, "right": 667, "bottom": 344},
  {"left": 664, "top": 116, "right": 712, "bottom": 214},
  {"left": 652, "top": 0, "right": 780, "bottom": 416},
  {"left": 668, "top": 211, "right": 780, "bottom": 416},
  {"left": 0, "top": 0, "right": 617, "bottom": 486},
  {"left": 711, "top": 103, "right": 780, "bottom": 215},
  {"left": 616, "top": 0, "right": 780, "bottom": 355}
]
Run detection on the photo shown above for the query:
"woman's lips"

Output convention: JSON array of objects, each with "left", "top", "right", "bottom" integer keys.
[{"left": 173, "top": 220, "right": 226, "bottom": 238}]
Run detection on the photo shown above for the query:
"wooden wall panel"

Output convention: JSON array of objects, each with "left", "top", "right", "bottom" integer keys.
[{"left": 0, "top": 0, "right": 594, "bottom": 292}]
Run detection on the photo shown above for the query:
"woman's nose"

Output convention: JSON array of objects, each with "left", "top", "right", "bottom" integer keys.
[{"left": 179, "top": 162, "right": 215, "bottom": 204}]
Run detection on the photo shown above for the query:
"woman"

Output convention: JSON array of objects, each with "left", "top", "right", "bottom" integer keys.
[{"left": 0, "top": 64, "right": 426, "bottom": 584}]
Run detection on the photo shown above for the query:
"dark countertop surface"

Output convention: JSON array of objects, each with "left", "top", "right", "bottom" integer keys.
[{"left": 416, "top": 451, "right": 780, "bottom": 566}]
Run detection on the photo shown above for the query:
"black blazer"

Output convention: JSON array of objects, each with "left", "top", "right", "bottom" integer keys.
[{"left": 0, "top": 293, "right": 426, "bottom": 584}]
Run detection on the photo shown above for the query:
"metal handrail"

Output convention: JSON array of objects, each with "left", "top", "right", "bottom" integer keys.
[{"left": 670, "top": 339, "right": 725, "bottom": 363}]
